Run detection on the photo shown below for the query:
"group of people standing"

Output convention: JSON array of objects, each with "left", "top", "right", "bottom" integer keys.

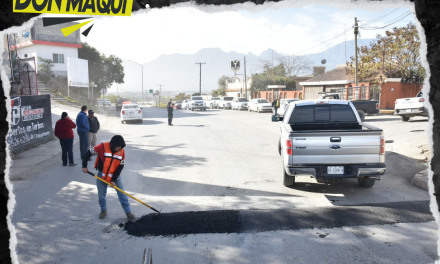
[{"left": 54, "top": 105, "right": 100, "bottom": 166}]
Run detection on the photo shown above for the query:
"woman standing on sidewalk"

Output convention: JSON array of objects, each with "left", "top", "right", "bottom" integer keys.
[{"left": 54, "top": 112, "right": 77, "bottom": 166}]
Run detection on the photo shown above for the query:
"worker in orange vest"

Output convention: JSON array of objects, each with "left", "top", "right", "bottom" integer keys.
[{"left": 82, "top": 135, "right": 135, "bottom": 220}]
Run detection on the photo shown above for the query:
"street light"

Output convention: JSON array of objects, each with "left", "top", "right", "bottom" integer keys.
[{"left": 130, "top": 60, "right": 144, "bottom": 105}]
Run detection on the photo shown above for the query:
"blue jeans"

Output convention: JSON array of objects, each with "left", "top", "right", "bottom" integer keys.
[
  {"left": 77, "top": 131, "right": 89, "bottom": 159},
  {"left": 59, "top": 138, "right": 74, "bottom": 165},
  {"left": 96, "top": 171, "right": 131, "bottom": 213}
]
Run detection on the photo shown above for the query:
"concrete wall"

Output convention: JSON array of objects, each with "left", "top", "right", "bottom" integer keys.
[
  {"left": 32, "top": 18, "right": 81, "bottom": 44},
  {"left": 380, "top": 82, "right": 423, "bottom": 109}
]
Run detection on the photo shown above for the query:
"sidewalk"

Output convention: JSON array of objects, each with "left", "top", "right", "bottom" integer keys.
[{"left": 9, "top": 100, "right": 108, "bottom": 180}]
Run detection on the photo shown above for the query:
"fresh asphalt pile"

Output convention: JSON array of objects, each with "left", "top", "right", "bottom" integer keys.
[
  {"left": 124, "top": 200, "right": 434, "bottom": 238},
  {"left": 124, "top": 210, "right": 242, "bottom": 237}
]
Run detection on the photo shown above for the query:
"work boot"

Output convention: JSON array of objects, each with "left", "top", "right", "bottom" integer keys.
[
  {"left": 99, "top": 211, "right": 107, "bottom": 219},
  {"left": 126, "top": 212, "right": 135, "bottom": 220}
]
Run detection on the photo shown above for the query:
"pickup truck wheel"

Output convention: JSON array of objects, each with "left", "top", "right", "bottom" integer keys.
[
  {"left": 357, "top": 110, "right": 366, "bottom": 121},
  {"left": 283, "top": 166, "right": 296, "bottom": 187},
  {"left": 401, "top": 116, "right": 410, "bottom": 122},
  {"left": 358, "top": 178, "right": 375, "bottom": 188}
]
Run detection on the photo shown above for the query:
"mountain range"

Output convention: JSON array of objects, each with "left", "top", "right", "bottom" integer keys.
[{"left": 108, "top": 39, "right": 374, "bottom": 96}]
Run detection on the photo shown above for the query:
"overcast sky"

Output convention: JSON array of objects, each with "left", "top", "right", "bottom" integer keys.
[{"left": 81, "top": 1, "right": 416, "bottom": 65}]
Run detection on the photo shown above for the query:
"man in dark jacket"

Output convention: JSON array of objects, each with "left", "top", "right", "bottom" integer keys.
[
  {"left": 76, "top": 105, "right": 90, "bottom": 160},
  {"left": 87, "top": 110, "right": 100, "bottom": 150},
  {"left": 82, "top": 135, "right": 135, "bottom": 220},
  {"left": 167, "top": 99, "right": 174, "bottom": 126}
]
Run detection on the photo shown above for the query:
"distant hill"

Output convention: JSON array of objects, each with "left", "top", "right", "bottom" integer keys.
[{"left": 108, "top": 39, "right": 374, "bottom": 96}]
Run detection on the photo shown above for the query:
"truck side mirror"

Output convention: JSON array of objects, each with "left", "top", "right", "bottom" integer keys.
[{"left": 272, "top": 115, "right": 283, "bottom": 122}]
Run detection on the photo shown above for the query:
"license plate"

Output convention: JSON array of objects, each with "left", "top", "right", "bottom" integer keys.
[
  {"left": 406, "top": 109, "right": 412, "bottom": 113},
  {"left": 327, "top": 166, "right": 344, "bottom": 174},
  {"left": 129, "top": 112, "right": 133, "bottom": 115}
]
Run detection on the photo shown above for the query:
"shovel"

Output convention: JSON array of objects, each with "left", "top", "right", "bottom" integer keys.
[{"left": 87, "top": 171, "right": 161, "bottom": 217}]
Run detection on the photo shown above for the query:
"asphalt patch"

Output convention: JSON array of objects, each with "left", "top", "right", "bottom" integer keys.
[
  {"left": 124, "top": 200, "right": 434, "bottom": 238},
  {"left": 124, "top": 210, "right": 241, "bottom": 237}
]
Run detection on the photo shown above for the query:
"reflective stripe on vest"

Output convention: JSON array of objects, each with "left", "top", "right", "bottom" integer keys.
[{"left": 95, "top": 142, "right": 124, "bottom": 183}]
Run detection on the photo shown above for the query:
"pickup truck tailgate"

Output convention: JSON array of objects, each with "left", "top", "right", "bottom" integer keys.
[
  {"left": 289, "top": 129, "right": 382, "bottom": 164},
  {"left": 395, "top": 97, "right": 424, "bottom": 110}
]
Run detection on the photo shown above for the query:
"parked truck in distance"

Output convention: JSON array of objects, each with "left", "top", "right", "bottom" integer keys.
[
  {"left": 318, "top": 92, "right": 379, "bottom": 121},
  {"left": 187, "top": 96, "right": 207, "bottom": 111},
  {"left": 273, "top": 99, "right": 386, "bottom": 188},
  {"left": 394, "top": 91, "right": 428, "bottom": 122}
]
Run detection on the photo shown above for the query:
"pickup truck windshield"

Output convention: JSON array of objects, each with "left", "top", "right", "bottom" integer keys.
[
  {"left": 223, "top": 97, "right": 233, "bottom": 101},
  {"left": 192, "top": 97, "right": 203, "bottom": 100},
  {"left": 257, "top": 99, "right": 269, "bottom": 103},
  {"left": 211, "top": 97, "right": 220, "bottom": 100},
  {"left": 238, "top": 98, "right": 248, "bottom": 102},
  {"left": 289, "top": 105, "right": 357, "bottom": 123}
]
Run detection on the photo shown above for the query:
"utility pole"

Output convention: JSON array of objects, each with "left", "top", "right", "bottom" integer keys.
[
  {"left": 354, "top": 17, "right": 359, "bottom": 86},
  {"left": 271, "top": 50, "right": 274, "bottom": 80},
  {"left": 158, "top": 84, "right": 164, "bottom": 108},
  {"left": 195, "top": 62, "right": 206, "bottom": 95},
  {"left": 244, "top": 56, "right": 248, "bottom": 100},
  {"left": 344, "top": 23, "right": 347, "bottom": 63}
]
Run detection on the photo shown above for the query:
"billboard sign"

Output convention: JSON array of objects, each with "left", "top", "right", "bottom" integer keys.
[{"left": 67, "top": 57, "right": 89, "bottom": 87}]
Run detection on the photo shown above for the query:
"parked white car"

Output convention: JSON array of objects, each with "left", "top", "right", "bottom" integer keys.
[
  {"left": 120, "top": 103, "right": 142, "bottom": 123},
  {"left": 273, "top": 99, "right": 301, "bottom": 116},
  {"left": 182, "top": 99, "right": 190, "bottom": 110},
  {"left": 232, "top": 97, "right": 249, "bottom": 110},
  {"left": 248, "top": 98, "right": 272, "bottom": 113},
  {"left": 394, "top": 91, "right": 428, "bottom": 122},
  {"left": 217, "top": 96, "right": 234, "bottom": 109},
  {"left": 98, "top": 99, "right": 111, "bottom": 106},
  {"left": 207, "top": 97, "right": 221, "bottom": 109}
]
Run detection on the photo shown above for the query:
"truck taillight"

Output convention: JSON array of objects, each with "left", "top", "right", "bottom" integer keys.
[
  {"left": 122, "top": 111, "right": 125, "bottom": 114},
  {"left": 286, "top": 140, "right": 292, "bottom": 155},
  {"left": 376, "top": 103, "right": 379, "bottom": 109},
  {"left": 138, "top": 110, "right": 142, "bottom": 114},
  {"left": 419, "top": 98, "right": 425, "bottom": 102},
  {"left": 380, "top": 137, "right": 385, "bottom": 154},
  {"left": 395, "top": 100, "right": 398, "bottom": 104}
]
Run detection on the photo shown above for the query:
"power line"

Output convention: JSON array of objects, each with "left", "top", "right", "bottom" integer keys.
[
  {"left": 360, "top": 11, "right": 413, "bottom": 30},
  {"left": 295, "top": 27, "right": 352, "bottom": 55},
  {"left": 358, "top": 8, "right": 392, "bottom": 22}
]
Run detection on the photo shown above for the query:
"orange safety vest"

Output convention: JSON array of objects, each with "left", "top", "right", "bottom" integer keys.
[{"left": 94, "top": 142, "right": 125, "bottom": 183}]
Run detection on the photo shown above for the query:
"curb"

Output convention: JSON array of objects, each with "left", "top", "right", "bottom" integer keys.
[
  {"left": 379, "top": 110, "right": 395, "bottom": 114},
  {"left": 411, "top": 169, "right": 429, "bottom": 190}
]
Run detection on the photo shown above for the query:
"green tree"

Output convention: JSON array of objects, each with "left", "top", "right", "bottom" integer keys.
[
  {"left": 106, "top": 93, "right": 119, "bottom": 104},
  {"left": 250, "top": 63, "right": 296, "bottom": 94},
  {"left": 192, "top": 92, "right": 201, "bottom": 96},
  {"left": 347, "top": 23, "right": 426, "bottom": 83},
  {"left": 78, "top": 42, "right": 125, "bottom": 102},
  {"left": 37, "top": 57, "right": 54, "bottom": 84},
  {"left": 174, "top": 93, "right": 189, "bottom": 100}
]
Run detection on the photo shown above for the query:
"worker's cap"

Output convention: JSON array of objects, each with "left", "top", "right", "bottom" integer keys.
[{"left": 88, "top": 110, "right": 95, "bottom": 114}]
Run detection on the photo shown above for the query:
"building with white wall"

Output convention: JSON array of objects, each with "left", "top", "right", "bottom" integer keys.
[
  {"left": 225, "top": 76, "right": 252, "bottom": 99},
  {"left": 9, "top": 18, "right": 82, "bottom": 77}
]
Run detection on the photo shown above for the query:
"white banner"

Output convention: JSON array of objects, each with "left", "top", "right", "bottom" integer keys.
[{"left": 67, "top": 57, "right": 89, "bottom": 87}]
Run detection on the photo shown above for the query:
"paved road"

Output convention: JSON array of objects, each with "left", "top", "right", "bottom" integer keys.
[{"left": 10, "top": 106, "right": 437, "bottom": 263}]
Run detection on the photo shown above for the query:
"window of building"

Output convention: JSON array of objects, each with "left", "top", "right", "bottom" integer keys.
[{"left": 53, "top": 53, "right": 64, "bottom": 64}]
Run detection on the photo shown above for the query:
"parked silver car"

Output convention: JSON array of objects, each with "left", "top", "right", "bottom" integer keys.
[{"left": 232, "top": 97, "right": 249, "bottom": 110}]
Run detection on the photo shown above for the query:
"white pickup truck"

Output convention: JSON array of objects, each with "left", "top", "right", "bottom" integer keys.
[
  {"left": 273, "top": 99, "right": 386, "bottom": 188},
  {"left": 394, "top": 91, "right": 428, "bottom": 122}
]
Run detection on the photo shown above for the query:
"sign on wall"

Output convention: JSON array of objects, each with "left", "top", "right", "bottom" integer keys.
[
  {"left": 67, "top": 57, "right": 89, "bottom": 87},
  {"left": 7, "top": 95, "right": 53, "bottom": 151}
]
